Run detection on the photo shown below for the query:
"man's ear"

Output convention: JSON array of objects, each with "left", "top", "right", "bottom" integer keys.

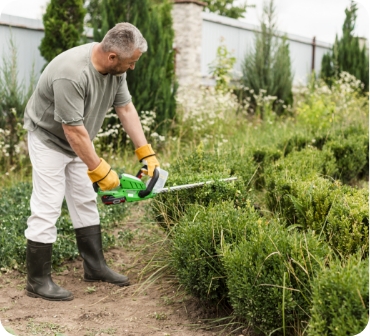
[{"left": 108, "top": 53, "right": 118, "bottom": 62}]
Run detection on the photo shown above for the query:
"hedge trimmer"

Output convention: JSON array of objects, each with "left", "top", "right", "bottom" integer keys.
[{"left": 93, "top": 166, "right": 237, "bottom": 205}]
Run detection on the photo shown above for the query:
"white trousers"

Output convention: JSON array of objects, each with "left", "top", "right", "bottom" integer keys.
[{"left": 25, "top": 131, "right": 99, "bottom": 243}]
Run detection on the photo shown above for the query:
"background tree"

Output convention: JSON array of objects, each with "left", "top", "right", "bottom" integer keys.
[
  {"left": 241, "top": 0, "right": 293, "bottom": 117},
  {"left": 320, "top": 1, "right": 369, "bottom": 92},
  {"left": 203, "top": 0, "right": 253, "bottom": 19},
  {"left": 39, "top": 0, "right": 86, "bottom": 68},
  {"left": 91, "top": 0, "right": 176, "bottom": 133}
]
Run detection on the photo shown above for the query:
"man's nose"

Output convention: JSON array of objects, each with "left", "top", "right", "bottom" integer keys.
[{"left": 129, "top": 64, "right": 135, "bottom": 70}]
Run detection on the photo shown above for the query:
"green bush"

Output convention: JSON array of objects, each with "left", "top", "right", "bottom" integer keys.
[
  {"left": 251, "top": 146, "right": 283, "bottom": 189},
  {"left": 0, "top": 182, "right": 126, "bottom": 269},
  {"left": 307, "top": 255, "right": 369, "bottom": 336},
  {"left": 326, "top": 186, "right": 369, "bottom": 257},
  {"left": 265, "top": 148, "right": 337, "bottom": 220},
  {"left": 266, "top": 172, "right": 369, "bottom": 257},
  {"left": 323, "top": 132, "right": 369, "bottom": 182},
  {"left": 152, "top": 146, "right": 255, "bottom": 225},
  {"left": 222, "top": 226, "right": 330, "bottom": 335},
  {"left": 171, "top": 201, "right": 261, "bottom": 304}
]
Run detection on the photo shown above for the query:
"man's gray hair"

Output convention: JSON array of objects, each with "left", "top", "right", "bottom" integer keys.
[{"left": 101, "top": 22, "right": 148, "bottom": 59}]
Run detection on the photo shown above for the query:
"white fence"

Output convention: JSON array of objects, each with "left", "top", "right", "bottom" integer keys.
[
  {"left": 0, "top": 14, "right": 45, "bottom": 87},
  {"left": 201, "top": 12, "right": 332, "bottom": 85}
]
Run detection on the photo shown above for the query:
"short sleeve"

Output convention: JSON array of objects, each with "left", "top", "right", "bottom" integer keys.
[
  {"left": 113, "top": 76, "right": 132, "bottom": 107},
  {"left": 53, "top": 79, "right": 85, "bottom": 125}
]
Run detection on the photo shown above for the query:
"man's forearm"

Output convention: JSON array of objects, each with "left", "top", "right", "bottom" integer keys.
[
  {"left": 115, "top": 102, "right": 147, "bottom": 149},
  {"left": 62, "top": 124, "right": 101, "bottom": 170}
]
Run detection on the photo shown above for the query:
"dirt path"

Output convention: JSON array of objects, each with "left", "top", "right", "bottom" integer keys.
[{"left": 0, "top": 203, "right": 222, "bottom": 336}]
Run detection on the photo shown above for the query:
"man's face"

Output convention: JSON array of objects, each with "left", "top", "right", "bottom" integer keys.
[{"left": 107, "top": 49, "right": 142, "bottom": 76}]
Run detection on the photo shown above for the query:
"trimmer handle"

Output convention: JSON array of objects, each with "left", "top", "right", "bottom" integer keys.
[
  {"left": 136, "top": 165, "right": 160, "bottom": 198},
  {"left": 93, "top": 182, "right": 99, "bottom": 193}
]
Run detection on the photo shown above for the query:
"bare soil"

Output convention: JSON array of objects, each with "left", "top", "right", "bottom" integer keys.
[{"left": 0, "top": 203, "right": 228, "bottom": 336}]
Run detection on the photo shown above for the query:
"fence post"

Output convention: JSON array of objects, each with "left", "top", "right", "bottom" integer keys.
[{"left": 311, "top": 36, "right": 316, "bottom": 72}]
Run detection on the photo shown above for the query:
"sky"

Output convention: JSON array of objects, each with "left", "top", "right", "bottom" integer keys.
[{"left": 0, "top": 0, "right": 369, "bottom": 44}]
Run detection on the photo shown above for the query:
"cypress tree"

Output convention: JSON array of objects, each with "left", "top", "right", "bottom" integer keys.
[
  {"left": 39, "top": 0, "right": 86, "bottom": 68},
  {"left": 91, "top": 0, "right": 176, "bottom": 131},
  {"left": 320, "top": 1, "right": 369, "bottom": 92},
  {"left": 241, "top": 0, "right": 293, "bottom": 116}
]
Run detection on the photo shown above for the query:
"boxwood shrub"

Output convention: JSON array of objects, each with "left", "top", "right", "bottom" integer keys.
[
  {"left": 307, "top": 255, "right": 369, "bottom": 336},
  {"left": 265, "top": 147, "right": 337, "bottom": 222},
  {"left": 170, "top": 201, "right": 261, "bottom": 304},
  {"left": 323, "top": 132, "right": 369, "bottom": 183},
  {"left": 266, "top": 172, "right": 369, "bottom": 257},
  {"left": 152, "top": 146, "right": 255, "bottom": 226},
  {"left": 222, "top": 226, "right": 330, "bottom": 335},
  {"left": 326, "top": 186, "right": 369, "bottom": 257}
]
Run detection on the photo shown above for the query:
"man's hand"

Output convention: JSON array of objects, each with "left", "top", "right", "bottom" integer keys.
[
  {"left": 87, "top": 158, "right": 120, "bottom": 191},
  {"left": 135, "top": 144, "right": 160, "bottom": 177}
]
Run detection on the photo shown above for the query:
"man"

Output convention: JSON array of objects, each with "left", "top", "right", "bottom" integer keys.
[{"left": 23, "top": 23, "right": 159, "bottom": 301}]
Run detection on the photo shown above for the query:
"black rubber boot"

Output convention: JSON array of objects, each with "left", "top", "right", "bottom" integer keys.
[
  {"left": 75, "top": 225, "right": 130, "bottom": 286},
  {"left": 26, "top": 240, "right": 74, "bottom": 301}
]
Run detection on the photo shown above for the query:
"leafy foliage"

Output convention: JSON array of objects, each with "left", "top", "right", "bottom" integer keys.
[
  {"left": 320, "top": 1, "right": 369, "bottom": 92},
  {"left": 39, "top": 0, "right": 86, "bottom": 67},
  {"left": 307, "top": 255, "right": 369, "bottom": 336}
]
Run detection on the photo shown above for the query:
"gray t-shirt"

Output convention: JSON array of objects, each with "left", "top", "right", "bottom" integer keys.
[{"left": 24, "top": 42, "right": 132, "bottom": 157}]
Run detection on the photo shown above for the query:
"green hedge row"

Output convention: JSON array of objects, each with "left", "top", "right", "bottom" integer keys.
[
  {"left": 256, "top": 125, "right": 368, "bottom": 187},
  {"left": 156, "top": 124, "right": 368, "bottom": 335},
  {"left": 265, "top": 148, "right": 369, "bottom": 257},
  {"left": 170, "top": 200, "right": 369, "bottom": 335}
]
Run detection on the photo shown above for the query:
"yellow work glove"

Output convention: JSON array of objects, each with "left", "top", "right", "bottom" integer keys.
[
  {"left": 135, "top": 144, "right": 160, "bottom": 177},
  {"left": 87, "top": 158, "right": 120, "bottom": 191}
]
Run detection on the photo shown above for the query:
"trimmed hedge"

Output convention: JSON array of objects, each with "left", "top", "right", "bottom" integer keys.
[
  {"left": 152, "top": 147, "right": 255, "bottom": 226},
  {"left": 264, "top": 145, "right": 369, "bottom": 257},
  {"left": 222, "top": 226, "right": 330, "bottom": 335},
  {"left": 323, "top": 132, "right": 369, "bottom": 182},
  {"left": 307, "top": 255, "right": 369, "bottom": 336},
  {"left": 171, "top": 201, "right": 261, "bottom": 304}
]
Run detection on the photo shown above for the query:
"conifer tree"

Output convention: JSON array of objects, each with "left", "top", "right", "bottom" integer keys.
[
  {"left": 241, "top": 0, "right": 293, "bottom": 116},
  {"left": 320, "top": 1, "right": 369, "bottom": 92},
  {"left": 91, "top": 0, "right": 176, "bottom": 130},
  {"left": 39, "top": 0, "right": 86, "bottom": 68}
]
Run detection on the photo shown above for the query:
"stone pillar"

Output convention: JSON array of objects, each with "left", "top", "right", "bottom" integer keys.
[{"left": 172, "top": 0, "right": 206, "bottom": 88}]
